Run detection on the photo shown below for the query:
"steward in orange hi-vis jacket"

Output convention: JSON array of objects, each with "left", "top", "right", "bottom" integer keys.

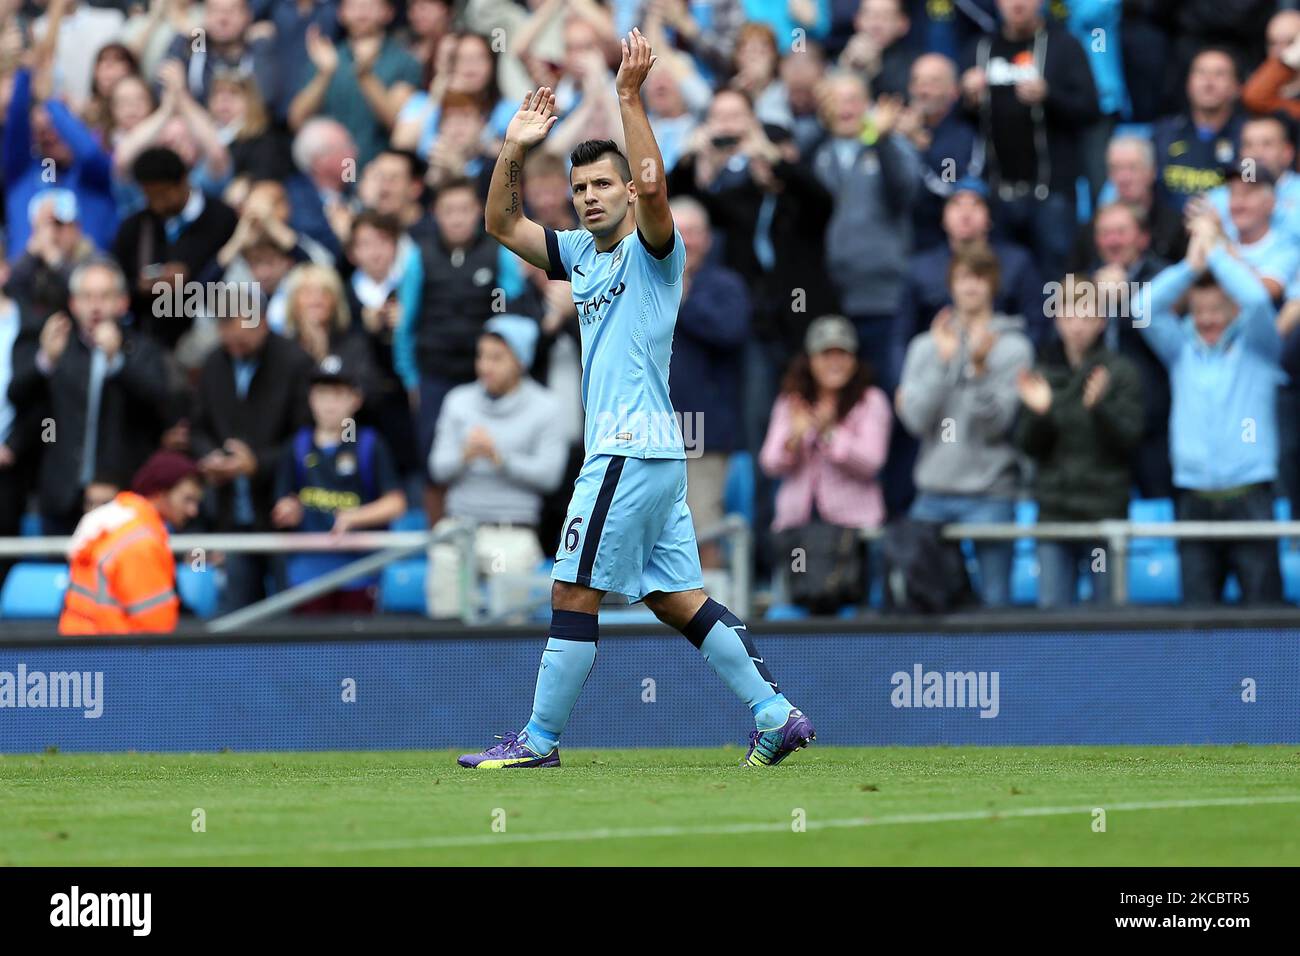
[{"left": 59, "top": 451, "right": 204, "bottom": 635}]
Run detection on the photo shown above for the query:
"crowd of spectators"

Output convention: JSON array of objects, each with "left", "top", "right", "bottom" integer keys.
[{"left": 3, "top": 0, "right": 1300, "bottom": 616}]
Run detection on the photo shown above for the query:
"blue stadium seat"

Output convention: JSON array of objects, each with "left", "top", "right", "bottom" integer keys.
[
  {"left": 723, "top": 451, "right": 755, "bottom": 525},
  {"left": 1282, "top": 549, "right": 1300, "bottom": 604},
  {"left": 1014, "top": 499, "right": 1038, "bottom": 556},
  {"left": 764, "top": 602, "right": 810, "bottom": 621},
  {"left": 1127, "top": 554, "right": 1180, "bottom": 604},
  {"left": 18, "top": 513, "right": 42, "bottom": 537},
  {"left": 176, "top": 566, "right": 219, "bottom": 619},
  {"left": 1010, "top": 552, "right": 1039, "bottom": 606},
  {"left": 0, "top": 563, "right": 68, "bottom": 619},
  {"left": 391, "top": 509, "right": 427, "bottom": 532},
  {"left": 1128, "top": 497, "right": 1176, "bottom": 555},
  {"left": 379, "top": 558, "right": 428, "bottom": 614}
]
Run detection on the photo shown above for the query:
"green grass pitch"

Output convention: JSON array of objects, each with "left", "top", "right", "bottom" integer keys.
[{"left": 2, "top": 746, "right": 1298, "bottom": 865}]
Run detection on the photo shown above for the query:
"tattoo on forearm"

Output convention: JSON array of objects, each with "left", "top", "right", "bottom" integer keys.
[{"left": 502, "top": 158, "right": 522, "bottom": 215}]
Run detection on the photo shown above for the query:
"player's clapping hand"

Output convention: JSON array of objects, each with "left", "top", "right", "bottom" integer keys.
[
  {"left": 92, "top": 320, "right": 122, "bottom": 361},
  {"left": 1015, "top": 73, "right": 1047, "bottom": 106},
  {"left": 930, "top": 307, "right": 959, "bottom": 364},
  {"left": 786, "top": 396, "right": 815, "bottom": 450},
  {"left": 615, "top": 27, "right": 658, "bottom": 100},
  {"left": 305, "top": 26, "right": 339, "bottom": 76},
  {"left": 967, "top": 323, "right": 998, "bottom": 373},
  {"left": 872, "top": 94, "right": 905, "bottom": 137},
  {"left": 38, "top": 312, "right": 72, "bottom": 366},
  {"left": 271, "top": 496, "right": 304, "bottom": 529},
  {"left": 1081, "top": 365, "right": 1110, "bottom": 410},
  {"left": 463, "top": 426, "right": 500, "bottom": 465},
  {"left": 505, "top": 88, "right": 559, "bottom": 149},
  {"left": 1016, "top": 368, "right": 1052, "bottom": 415}
]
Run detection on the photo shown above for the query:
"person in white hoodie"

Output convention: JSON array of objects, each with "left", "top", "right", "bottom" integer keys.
[{"left": 426, "top": 315, "right": 568, "bottom": 617}]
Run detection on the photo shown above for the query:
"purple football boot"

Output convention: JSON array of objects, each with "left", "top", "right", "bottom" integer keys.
[
  {"left": 457, "top": 731, "right": 560, "bottom": 769},
  {"left": 742, "top": 707, "right": 816, "bottom": 767}
]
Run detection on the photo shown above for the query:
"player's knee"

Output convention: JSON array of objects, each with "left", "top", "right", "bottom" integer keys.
[
  {"left": 552, "top": 580, "right": 602, "bottom": 615},
  {"left": 644, "top": 589, "right": 708, "bottom": 631}
]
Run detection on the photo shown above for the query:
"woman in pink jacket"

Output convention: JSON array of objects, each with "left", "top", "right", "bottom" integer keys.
[{"left": 759, "top": 315, "right": 892, "bottom": 610}]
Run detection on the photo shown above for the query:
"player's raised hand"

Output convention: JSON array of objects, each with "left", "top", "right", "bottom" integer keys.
[
  {"left": 615, "top": 27, "right": 658, "bottom": 99},
  {"left": 505, "top": 87, "right": 558, "bottom": 148}
]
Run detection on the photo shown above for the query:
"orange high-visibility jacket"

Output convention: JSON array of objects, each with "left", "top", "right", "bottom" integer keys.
[{"left": 58, "top": 492, "right": 179, "bottom": 635}]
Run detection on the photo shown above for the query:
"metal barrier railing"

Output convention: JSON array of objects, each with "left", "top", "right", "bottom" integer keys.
[
  {"left": 0, "top": 514, "right": 755, "bottom": 628},
  {"left": 5, "top": 516, "right": 1298, "bottom": 622},
  {"left": 856, "top": 519, "right": 1300, "bottom": 605}
]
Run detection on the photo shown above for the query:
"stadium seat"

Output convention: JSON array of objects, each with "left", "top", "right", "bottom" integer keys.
[
  {"left": 176, "top": 566, "right": 219, "bottom": 619},
  {"left": 1010, "top": 553, "right": 1039, "bottom": 606},
  {"left": 1127, "top": 554, "right": 1180, "bottom": 605},
  {"left": 723, "top": 452, "right": 755, "bottom": 526},
  {"left": 379, "top": 558, "right": 428, "bottom": 614},
  {"left": 1128, "top": 498, "right": 1175, "bottom": 555},
  {"left": 0, "top": 563, "right": 68, "bottom": 619},
  {"left": 18, "top": 513, "right": 42, "bottom": 537},
  {"left": 391, "top": 509, "right": 427, "bottom": 532},
  {"left": 764, "top": 602, "right": 810, "bottom": 621},
  {"left": 1281, "top": 549, "right": 1300, "bottom": 604},
  {"left": 1014, "top": 499, "right": 1037, "bottom": 557}
]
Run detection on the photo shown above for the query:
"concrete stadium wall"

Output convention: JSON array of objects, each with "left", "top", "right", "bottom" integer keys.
[{"left": 1, "top": 627, "right": 1296, "bottom": 752}]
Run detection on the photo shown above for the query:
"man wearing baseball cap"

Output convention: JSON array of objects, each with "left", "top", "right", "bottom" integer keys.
[
  {"left": 58, "top": 451, "right": 204, "bottom": 634},
  {"left": 426, "top": 315, "right": 568, "bottom": 617}
]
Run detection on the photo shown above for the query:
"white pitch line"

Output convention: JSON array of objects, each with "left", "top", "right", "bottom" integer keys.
[{"left": 35, "top": 793, "right": 1300, "bottom": 863}]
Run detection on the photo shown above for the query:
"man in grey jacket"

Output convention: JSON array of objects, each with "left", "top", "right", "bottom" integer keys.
[
  {"left": 812, "top": 70, "right": 923, "bottom": 393},
  {"left": 426, "top": 314, "right": 567, "bottom": 617},
  {"left": 896, "top": 244, "right": 1032, "bottom": 606}
]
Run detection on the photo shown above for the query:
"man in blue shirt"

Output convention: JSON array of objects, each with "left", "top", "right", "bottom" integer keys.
[
  {"left": 459, "top": 29, "right": 814, "bottom": 770},
  {"left": 3, "top": 68, "right": 117, "bottom": 258},
  {"left": 1142, "top": 212, "right": 1284, "bottom": 605}
]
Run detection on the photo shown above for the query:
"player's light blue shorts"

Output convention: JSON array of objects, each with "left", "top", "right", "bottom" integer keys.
[{"left": 552, "top": 454, "right": 704, "bottom": 601}]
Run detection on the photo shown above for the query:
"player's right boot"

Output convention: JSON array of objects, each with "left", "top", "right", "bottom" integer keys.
[
  {"left": 742, "top": 708, "right": 816, "bottom": 767},
  {"left": 457, "top": 731, "right": 560, "bottom": 768}
]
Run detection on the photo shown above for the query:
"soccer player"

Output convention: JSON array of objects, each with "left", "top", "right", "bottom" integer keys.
[{"left": 458, "top": 29, "right": 815, "bottom": 769}]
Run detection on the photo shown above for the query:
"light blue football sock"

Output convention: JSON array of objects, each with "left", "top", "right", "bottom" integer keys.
[
  {"left": 521, "top": 610, "right": 598, "bottom": 753},
  {"left": 752, "top": 693, "right": 794, "bottom": 729},
  {"left": 681, "top": 599, "right": 785, "bottom": 726}
]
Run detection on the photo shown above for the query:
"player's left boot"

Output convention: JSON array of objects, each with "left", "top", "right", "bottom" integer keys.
[
  {"left": 742, "top": 708, "right": 816, "bottom": 767},
  {"left": 457, "top": 731, "right": 560, "bottom": 769}
]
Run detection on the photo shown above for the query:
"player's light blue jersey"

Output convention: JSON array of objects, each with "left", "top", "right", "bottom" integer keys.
[{"left": 545, "top": 223, "right": 688, "bottom": 459}]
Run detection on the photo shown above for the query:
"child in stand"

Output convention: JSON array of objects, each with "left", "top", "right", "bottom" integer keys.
[{"left": 271, "top": 354, "right": 407, "bottom": 613}]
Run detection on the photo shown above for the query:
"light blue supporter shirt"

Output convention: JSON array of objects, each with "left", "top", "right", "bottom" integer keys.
[
  {"left": 1141, "top": 247, "right": 1284, "bottom": 491},
  {"left": 1207, "top": 174, "right": 1300, "bottom": 247},
  {"left": 544, "top": 224, "right": 687, "bottom": 459}
]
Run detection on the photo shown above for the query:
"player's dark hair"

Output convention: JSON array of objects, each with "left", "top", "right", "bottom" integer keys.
[
  {"left": 948, "top": 243, "right": 1001, "bottom": 292},
  {"left": 780, "top": 351, "right": 875, "bottom": 424},
  {"left": 1191, "top": 271, "right": 1223, "bottom": 292},
  {"left": 433, "top": 175, "right": 480, "bottom": 204},
  {"left": 1245, "top": 111, "right": 1299, "bottom": 151},
  {"left": 350, "top": 208, "right": 404, "bottom": 243},
  {"left": 570, "top": 140, "right": 631, "bottom": 183},
  {"left": 1190, "top": 46, "right": 1241, "bottom": 83},
  {"left": 376, "top": 147, "right": 428, "bottom": 184},
  {"left": 131, "top": 146, "right": 188, "bottom": 184}
]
